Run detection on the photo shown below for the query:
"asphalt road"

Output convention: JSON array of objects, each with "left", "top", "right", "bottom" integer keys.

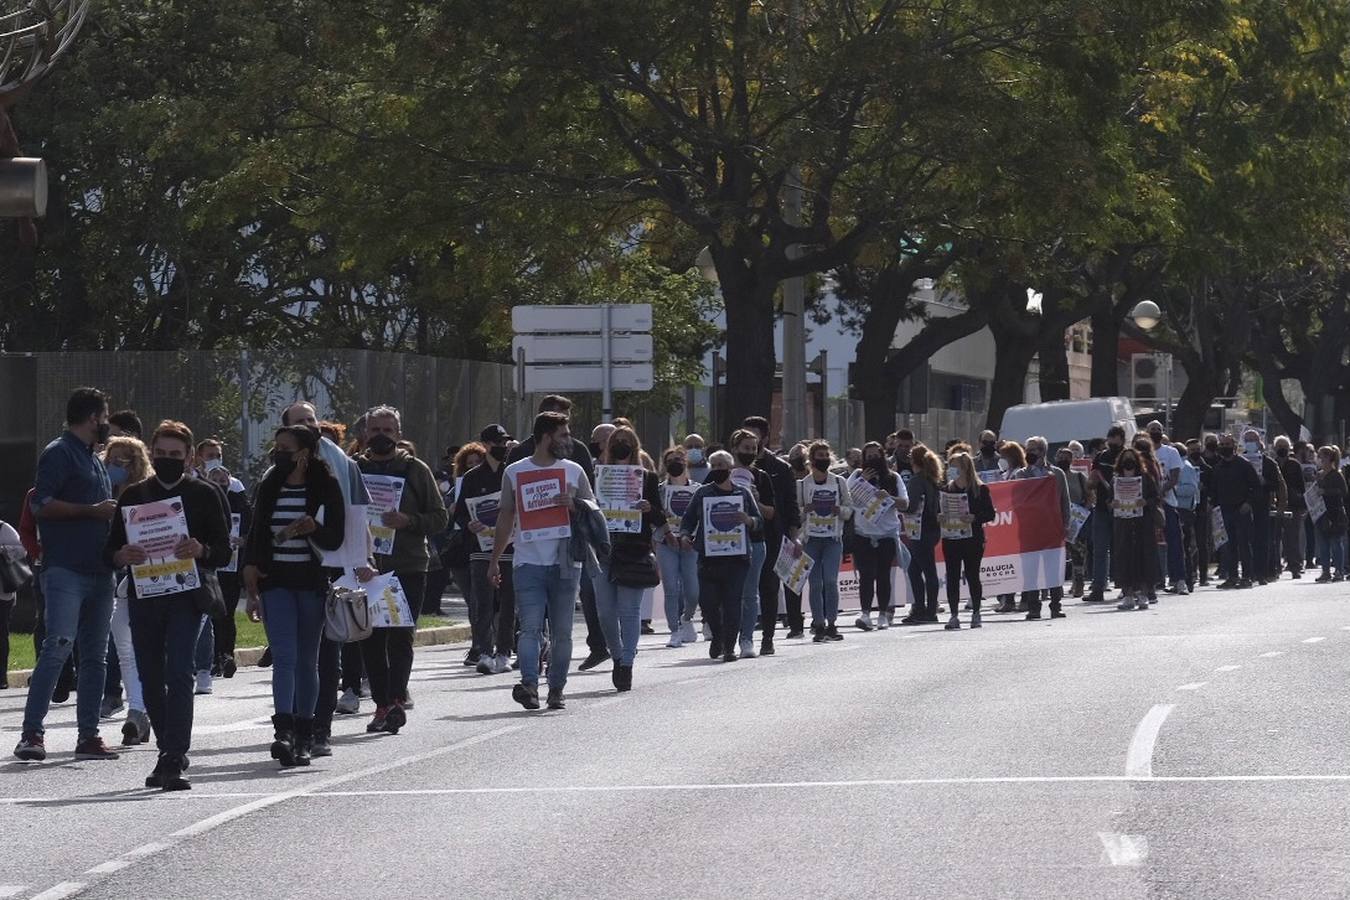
[{"left": 4, "top": 579, "right": 1350, "bottom": 900}]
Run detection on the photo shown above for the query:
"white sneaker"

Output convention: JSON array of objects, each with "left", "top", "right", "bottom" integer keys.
[
  {"left": 876, "top": 613, "right": 890, "bottom": 630},
  {"left": 194, "top": 671, "right": 213, "bottom": 695},
  {"left": 702, "top": 621, "right": 712, "bottom": 641},
  {"left": 403, "top": 690, "right": 414, "bottom": 710},
  {"left": 336, "top": 688, "right": 360, "bottom": 715},
  {"left": 492, "top": 654, "right": 511, "bottom": 675},
  {"left": 738, "top": 639, "right": 757, "bottom": 659},
  {"left": 666, "top": 633, "right": 684, "bottom": 648},
  {"left": 681, "top": 621, "right": 698, "bottom": 643},
  {"left": 855, "top": 614, "right": 874, "bottom": 632}
]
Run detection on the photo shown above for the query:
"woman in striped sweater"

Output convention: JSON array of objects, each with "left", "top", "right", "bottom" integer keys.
[{"left": 243, "top": 425, "right": 345, "bottom": 767}]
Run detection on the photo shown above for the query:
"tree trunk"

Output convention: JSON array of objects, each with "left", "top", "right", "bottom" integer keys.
[
  {"left": 986, "top": 333, "right": 1038, "bottom": 433},
  {"left": 1037, "top": 328, "right": 1071, "bottom": 402},
  {"left": 851, "top": 276, "right": 909, "bottom": 439},
  {"left": 1089, "top": 303, "right": 1123, "bottom": 397},
  {"left": 719, "top": 274, "right": 777, "bottom": 442},
  {"left": 1171, "top": 361, "right": 1218, "bottom": 440}
]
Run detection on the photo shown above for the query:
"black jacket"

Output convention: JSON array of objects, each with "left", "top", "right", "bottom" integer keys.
[
  {"left": 939, "top": 483, "right": 996, "bottom": 544},
  {"left": 754, "top": 452, "right": 801, "bottom": 536},
  {"left": 104, "top": 477, "right": 233, "bottom": 604},
  {"left": 243, "top": 466, "right": 346, "bottom": 592},
  {"left": 1210, "top": 455, "right": 1260, "bottom": 509}
]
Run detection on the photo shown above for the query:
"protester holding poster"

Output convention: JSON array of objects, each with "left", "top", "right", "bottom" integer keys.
[
  {"left": 243, "top": 424, "right": 346, "bottom": 769},
  {"left": 678, "top": 451, "right": 762, "bottom": 663},
  {"left": 938, "top": 451, "right": 995, "bottom": 630},
  {"left": 454, "top": 424, "right": 516, "bottom": 676},
  {"left": 848, "top": 442, "right": 906, "bottom": 631},
  {"left": 356, "top": 407, "right": 448, "bottom": 736},
  {"left": 1012, "top": 437, "right": 1071, "bottom": 620},
  {"left": 591, "top": 426, "right": 665, "bottom": 691},
  {"left": 1313, "top": 446, "right": 1347, "bottom": 582},
  {"left": 728, "top": 428, "right": 776, "bottom": 659},
  {"left": 1056, "top": 445, "right": 1093, "bottom": 598},
  {"left": 107, "top": 420, "right": 231, "bottom": 791},
  {"left": 1106, "top": 447, "right": 1161, "bottom": 610},
  {"left": 489, "top": 411, "right": 595, "bottom": 712},
  {"left": 657, "top": 446, "right": 701, "bottom": 648},
  {"left": 795, "top": 441, "right": 855, "bottom": 642},
  {"left": 1210, "top": 432, "right": 1262, "bottom": 590},
  {"left": 900, "top": 446, "right": 943, "bottom": 626}
]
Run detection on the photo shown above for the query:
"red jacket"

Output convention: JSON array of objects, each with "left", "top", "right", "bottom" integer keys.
[{"left": 18, "top": 487, "right": 41, "bottom": 560}]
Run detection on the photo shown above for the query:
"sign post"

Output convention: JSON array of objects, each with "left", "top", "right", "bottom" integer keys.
[{"left": 512, "top": 304, "right": 655, "bottom": 420}]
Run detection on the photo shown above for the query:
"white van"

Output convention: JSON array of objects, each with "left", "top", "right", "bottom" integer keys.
[{"left": 999, "top": 397, "right": 1137, "bottom": 447}]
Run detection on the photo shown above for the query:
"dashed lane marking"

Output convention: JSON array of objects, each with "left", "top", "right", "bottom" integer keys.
[
  {"left": 1258, "top": 651, "right": 1284, "bottom": 658},
  {"left": 1302, "top": 637, "right": 1326, "bottom": 644},
  {"left": 1175, "top": 682, "right": 1208, "bottom": 691},
  {"left": 1214, "top": 665, "right": 1241, "bottom": 673},
  {"left": 1098, "top": 832, "right": 1149, "bottom": 866},
  {"left": 1125, "top": 705, "right": 1175, "bottom": 779}
]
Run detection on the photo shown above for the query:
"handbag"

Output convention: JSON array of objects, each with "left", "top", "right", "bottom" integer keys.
[
  {"left": 0, "top": 547, "right": 33, "bottom": 594},
  {"left": 323, "top": 585, "right": 373, "bottom": 643},
  {"left": 607, "top": 541, "right": 660, "bottom": 589}
]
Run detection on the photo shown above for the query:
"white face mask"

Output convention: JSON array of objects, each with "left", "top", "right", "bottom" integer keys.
[
  {"left": 947, "top": 467, "right": 961, "bottom": 483},
  {"left": 997, "top": 458, "right": 1009, "bottom": 472},
  {"left": 1244, "top": 442, "right": 1260, "bottom": 455}
]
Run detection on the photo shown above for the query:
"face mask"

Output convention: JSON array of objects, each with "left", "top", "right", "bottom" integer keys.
[
  {"left": 686, "top": 448, "right": 704, "bottom": 466},
  {"left": 811, "top": 458, "right": 830, "bottom": 472},
  {"left": 107, "top": 463, "right": 130, "bottom": 487},
  {"left": 1189, "top": 453, "right": 1202, "bottom": 462},
  {"left": 1056, "top": 458, "right": 1071, "bottom": 471},
  {"left": 666, "top": 460, "right": 686, "bottom": 477},
  {"left": 790, "top": 458, "right": 806, "bottom": 473},
  {"left": 588, "top": 442, "right": 604, "bottom": 459},
  {"left": 1276, "top": 448, "right": 1288, "bottom": 458},
  {"left": 1108, "top": 441, "right": 1123, "bottom": 452},
  {"left": 367, "top": 433, "right": 397, "bottom": 456},
  {"left": 489, "top": 444, "right": 508, "bottom": 462},
  {"left": 947, "top": 467, "right": 960, "bottom": 483},
  {"left": 271, "top": 449, "right": 297, "bottom": 476},
  {"left": 1120, "top": 466, "right": 1137, "bottom": 474},
  {"left": 736, "top": 451, "right": 757, "bottom": 467},
  {"left": 1244, "top": 442, "right": 1260, "bottom": 455},
  {"left": 153, "top": 457, "right": 186, "bottom": 484},
  {"left": 710, "top": 468, "right": 731, "bottom": 485},
  {"left": 864, "top": 456, "right": 882, "bottom": 470},
  {"left": 610, "top": 443, "right": 633, "bottom": 461},
  {"left": 95, "top": 422, "right": 111, "bottom": 445},
  {"left": 1026, "top": 452, "right": 1040, "bottom": 466},
  {"left": 998, "top": 458, "right": 1009, "bottom": 472},
  {"left": 981, "top": 442, "right": 995, "bottom": 453},
  {"left": 1149, "top": 433, "right": 1162, "bottom": 445},
  {"left": 1219, "top": 446, "right": 1235, "bottom": 458}
]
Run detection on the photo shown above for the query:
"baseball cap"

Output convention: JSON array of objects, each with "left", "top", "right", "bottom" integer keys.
[{"left": 480, "top": 424, "right": 511, "bottom": 443}]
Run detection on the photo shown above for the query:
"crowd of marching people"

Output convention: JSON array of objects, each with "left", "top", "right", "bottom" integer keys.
[{"left": 2, "top": 387, "right": 1346, "bottom": 790}]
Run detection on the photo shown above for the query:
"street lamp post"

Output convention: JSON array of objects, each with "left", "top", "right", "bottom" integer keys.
[{"left": 1130, "top": 300, "right": 1171, "bottom": 432}]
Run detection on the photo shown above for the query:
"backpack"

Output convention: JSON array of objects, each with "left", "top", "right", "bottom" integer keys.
[{"left": 1173, "top": 463, "right": 1201, "bottom": 511}]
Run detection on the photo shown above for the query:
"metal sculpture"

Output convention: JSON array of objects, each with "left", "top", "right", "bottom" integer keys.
[{"left": 1, "top": 0, "right": 90, "bottom": 226}]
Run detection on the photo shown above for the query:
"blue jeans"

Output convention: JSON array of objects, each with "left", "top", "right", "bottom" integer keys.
[
  {"left": 514, "top": 563, "right": 580, "bottom": 690},
  {"left": 129, "top": 597, "right": 200, "bottom": 759},
  {"left": 1315, "top": 529, "right": 1346, "bottom": 575},
  {"left": 805, "top": 537, "right": 844, "bottom": 626},
  {"left": 655, "top": 542, "right": 699, "bottom": 632},
  {"left": 261, "top": 587, "right": 325, "bottom": 717},
  {"left": 1091, "top": 509, "right": 1113, "bottom": 592},
  {"left": 740, "top": 541, "right": 766, "bottom": 643},
  {"left": 23, "top": 566, "right": 115, "bottom": 739},
  {"left": 195, "top": 613, "right": 213, "bottom": 673},
  {"left": 592, "top": 565, "right": 643, "bottom": 666}
]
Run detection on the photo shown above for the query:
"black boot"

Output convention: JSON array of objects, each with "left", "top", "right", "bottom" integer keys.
[
  {"left": 145, "top": 753, "right": 190, "bottom": 791},
  {"left": 270, "top": 713, "right": 297, "bottom": 767},
  {"left": 944, "top": 599, "right": 961, "bottom": 630},
  {"left": 293, "top": 718, "right": 313, "bottom": 767},
  {"left": 614, "top": 665, "right": 633, "bottom": 692},
  {"left": 970, "top": 597, "right": 983, "bottom": 629}
]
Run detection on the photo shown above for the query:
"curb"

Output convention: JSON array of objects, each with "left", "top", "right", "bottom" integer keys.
[{"left": 3, "top": 623, "right": 471, "bottom": 691}]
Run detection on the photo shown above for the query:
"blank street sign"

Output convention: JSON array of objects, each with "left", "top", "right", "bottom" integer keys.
[
  {"left": 512, "top": 304, "right": 653, "bottom": 334},
  {"left": 520, "top": 363, "right": 654, "bottom": 394},
  {"left": 513, "top": 333, "right": 654, "bottom": 363}
]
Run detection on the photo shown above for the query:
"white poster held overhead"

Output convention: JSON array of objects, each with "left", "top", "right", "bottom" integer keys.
[
  {"left": 703, "top": 493, "right": 748, "bottom": 557},
  {"left": 122, "top": 499, "right": 200, "bottom": 598}
]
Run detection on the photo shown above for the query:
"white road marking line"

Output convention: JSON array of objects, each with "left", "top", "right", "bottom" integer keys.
[
  {"left": 193, "top": 717, "right": 272, "bottom": 736},
  {"left": 1176, "top": 682, "right": 1208, "bottom": 691},
  {"left": 1342, "top": 626, "right": 1350, "bottom": 631},
  {"left": 1258, "top": 651, "right": 1284, "bottom": 658},
  {"left": 0, "top": 887, "right": 27, "bottom": 899},
  {"left": 82, "top": 861, "right": 130, "bottom": 876},
  {"left": 29, "top": 884, "right": 85, "bottom": 900},
  {"left": 1098, "top": 832, "right": 1149, "bottom": 866},
  {"left": 1125, "top": 704, "right": 1174, "bottom": 778},
  {"left": 1302, "top": 637, "right": 1326, "bottom": 644},
  {"left": 1214, "top": 665, "right": 1241, "bottom": 673}
]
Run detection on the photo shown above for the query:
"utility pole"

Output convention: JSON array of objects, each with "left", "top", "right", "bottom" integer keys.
[{"left": 780, "top": 0, "right": 806, "bottom": 452}]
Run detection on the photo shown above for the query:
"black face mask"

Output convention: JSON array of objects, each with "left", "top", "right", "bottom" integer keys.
[
  {"left": 153, "top": 457, "right": 185, "bottom": 484},
  {"left": 588, "top": 442, "right": 603, "bottom": 459},
  {"left": 1276, "top": 448, "right": 1289, "bottom": 458},
  {"left": 367, "top": 433, "right": 397, "bottom": 456},
  {"left": 812, "top": 458, "right": 830, "bottom": 472},
  {"left": 666, "top": 460, "right": 686, "bottom": 477},
  {"left": 489, "top": 444, "right": 508, "bottom": 462},
  {"left": 1026, "top": 452, "right": 1040, "bottom": 466},
  {"left": 1119, "top": 466, "right": 1137, "bottom": 475},
  {"left": 1056, "top": 458, "right": 1072, "bottom": 471},
  {"left": 736, "top": 451, "right": 757, "bottom": 467},
  {"left": 271, "top": 450, "right": 297, "bottom": 477},
  {"left": 95, "top": 422, "right": 112, "bottom": 445},
  {"left": 981, "top": 442, "right": 996, "bottom": 453},
  {"left": 610, "top": 443, "right": 633, "bottom": 461},
  {"left": 1189, "top": 452, "right": 1203, "bottom": 463},
  {"left": 710, "top": 468, "right": 731, "bottom": 485},
  {"left": 864, "top": 456, "right": 883, "bottom": 470},
  {"left": 1219, "top": 446, "right": 1235, "bottom": 458},
  {"left": 790, "top": 459, "right": 806, "bottom": 474}
]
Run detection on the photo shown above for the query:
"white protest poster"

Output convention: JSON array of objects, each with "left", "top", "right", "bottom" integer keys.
[
  {"left": 1113, "top": 476, "right": 1144, "bottom": 518},
  {"left": 1067, "top": 503, "right": 1090, "bottom": 543},
  {"left": 773, "top": 536, "right": 813, "bottom": 595},
  {"left": 1306, "top": 484, "right": 1326, "bottom": 523},
  {"left": 901, "top": 497, "right": 923, "bottom": 541},
  {"left": 663, "top": 484, "right": 698, "bottom": 529},
  {"left": 596, "top": 464, "right": 645, "bottom": 534},
  {"left": 362, "top": 474, "right": 405, "bottom": 555},
  {"left": 939, "top": 491, "right": 972, "bottom": 540},
  {"left": 220, "top": 513, "right": 241, "bottom": 573},
  {"left": 848, "top": 474, "right": 895, "bottom": 527},
  {"left": 1211, "top": 506, "right": 1229, "bottom": 550},
  {"left": 466, "top": 492, "right": 501, "bottom": 552},
  {"left": 369, "top": 572, "right": 416, "bottom": 628},
  {"left": 703, "top": 493, "right": 747, "bottom": 557},
  {"left": 804, "top": 480, "right": 840, "bottom": 539},
  {"left": 122, "top": 499, "right": 200, "bottom": 597}
]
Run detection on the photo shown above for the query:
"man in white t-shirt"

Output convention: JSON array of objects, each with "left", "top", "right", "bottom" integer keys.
[
  {"left": 489, "top": 412, "right": 595, "bottom": 711},
  {"left": 1147, "top": 420, "right": 1186, "bottom": 594}
]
